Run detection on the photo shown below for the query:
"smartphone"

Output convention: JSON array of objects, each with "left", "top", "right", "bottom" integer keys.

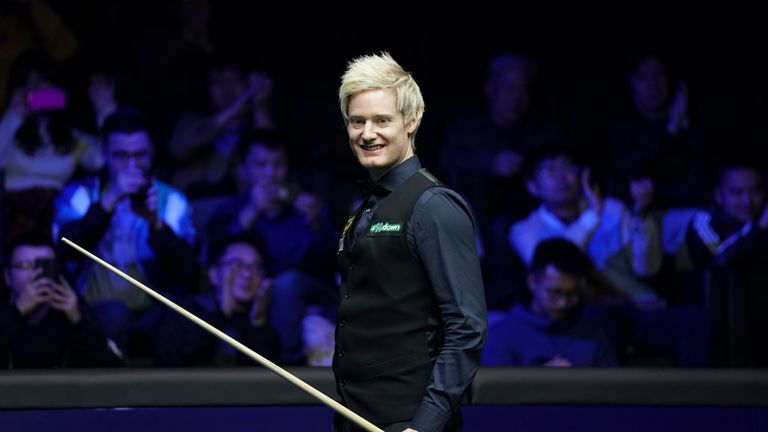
[
  {"left": 26, "top": 87, "right": 67, "bottom": 112},
  {"left": 34, "top": 258, "right": 60, "bottom": 281}
]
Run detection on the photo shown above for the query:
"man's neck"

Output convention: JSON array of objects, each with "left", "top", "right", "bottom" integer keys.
[{"left": 544, "top": 202, "right": 581, "bottom": 224}]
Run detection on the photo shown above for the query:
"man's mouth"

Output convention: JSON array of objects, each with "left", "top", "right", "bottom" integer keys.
[{"left": 360, "top": 144, "right": 385, "bottom": 151}]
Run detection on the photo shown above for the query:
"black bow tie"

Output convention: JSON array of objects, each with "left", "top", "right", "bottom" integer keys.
[{"left": 357, "top": 178, "right": 391, "bottom": 197}]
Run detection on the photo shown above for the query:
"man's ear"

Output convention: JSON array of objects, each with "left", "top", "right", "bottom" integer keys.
[
  {"left": 405, "top": 116, "right": 419, "bottom": 135},
  {"left": 526, "top": 179, "right": 540, "bottom": 199},
  {"left": 208, "top": 267, "right": 219, "bottom": 288},
  {"left": 527, "top": 274, "right": 536, "bottom": 293}
]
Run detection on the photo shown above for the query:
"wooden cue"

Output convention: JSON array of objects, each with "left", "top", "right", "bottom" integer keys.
[{"left": 61, "top": 237, "right": 384, "bottom": 432}]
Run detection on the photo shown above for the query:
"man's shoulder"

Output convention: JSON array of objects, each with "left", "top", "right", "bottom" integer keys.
[{"left": 57, "top": 176, "right": 100, "bottom": 206}]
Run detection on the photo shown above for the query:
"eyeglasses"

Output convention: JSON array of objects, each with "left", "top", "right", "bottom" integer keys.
[
  {"left": 108, "top": 149, "right": 152, "bottom": 164},
  {"left": 8, "top": 260, "right": 36, "bottom": 271},
  {"left": 217, "top": 258, "right": 264, "bottom": 275}
]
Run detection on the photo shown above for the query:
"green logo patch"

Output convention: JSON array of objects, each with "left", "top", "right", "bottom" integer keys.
[{"left": 369, "top": 221, "right": 402, "bottom": 234}]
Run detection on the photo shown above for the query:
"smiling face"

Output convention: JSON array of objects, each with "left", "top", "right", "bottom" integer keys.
[
  {"left": 346, "top": 89, "right": 417, "bottom": 180},
  {"left": 715, "top": 167, "right": 765, "bottom": 224}
]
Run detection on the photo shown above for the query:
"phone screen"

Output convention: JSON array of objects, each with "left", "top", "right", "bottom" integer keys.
[
  {"left": 34, "top": 258, "right": 60, "bottom": 281},
  {"left": 26, "top": 88, "right": 67, "bottom": 112}
]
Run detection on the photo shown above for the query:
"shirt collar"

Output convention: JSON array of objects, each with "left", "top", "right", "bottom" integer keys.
[{"left": 375, "top": 155, "right": 422, "bottom": 194}]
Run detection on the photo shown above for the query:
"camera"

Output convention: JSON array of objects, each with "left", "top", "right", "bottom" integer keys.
[
  {"left": 130, "top": 183, "right": 150, "bottom": 215},
  {"left": 129, "top": 169, "right": 151, "bottom": 215},
  {"left": 34, "top": 258, "right": 60, "bottom": 281}
]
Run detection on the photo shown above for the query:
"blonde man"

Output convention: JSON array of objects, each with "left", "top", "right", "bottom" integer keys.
[{"left": 333, "top": 53, "right": 487, "bottom": 432}]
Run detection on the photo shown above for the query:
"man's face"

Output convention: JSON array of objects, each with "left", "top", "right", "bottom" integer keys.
[
  {"left": 630, "top": 56, "right": 669, "bottom": 115},
  {"left": 105, "top": 131, "right": 153, "bottom": 181},
  {"left": 529, "top": 264, "right": 581, "bottom": 322},
  {"left": 241, "top": 144, "right": 288, "bottom": 187},
  {"left": 4, "top": 245, "right": 55, "bottom": 293},
  {"left": 209, "top": 243, "right": 264, "bottom": 302},
  {"left": 487, "top": 68, "right": 530, "bottom": 127},
  {"left": 346, "top": 89, "right": 417, "bottom": 180},
  {"left": 208, "top": 67, "right": 246, "bottom": 111},
  {"left": 528, "top": 156, "right": 581, "bottom": 207},
  {"left": 716, "top": 168, "right": 765, "bottom": 224}
]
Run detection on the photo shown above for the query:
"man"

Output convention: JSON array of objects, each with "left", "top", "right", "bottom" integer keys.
[
  {"left": 53, "top": 108, "right": 197, "bottom": 358},
  {"left": 686, "top": 161, "right": 768, "bottom": 365},
  {"left": 510, "top": 146, "right": 710, "bottom": 367},
  {"left": 154, "top": 235, "right": 280, "bottom": 366},
  {"left": 334, "top": 53, "right": 487, "bottom": 432},
  {"left": 482, "top": 238, "right": 617, "bottom": 367},
  {"left": 1, "top": 233, "right": 122, "bottom": 368},
  {"left": 207, "top": 130, "right": 338, "bottom": 365}
]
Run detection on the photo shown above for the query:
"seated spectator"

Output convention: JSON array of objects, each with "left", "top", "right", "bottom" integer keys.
[
  {"left": 0, "top": 233, "right": 122, "bottom": 368},
  {"left": 168, "top": 58, "right": 276, "bottom": 197},
  {"left": 206, "top": 130, "right": 338, "bottom": 365},
  {"left": 604, "top": 44, "right": 712, "bottom": 209},
  {"left": 154, "top": 235, "right": 280, "bottom": 366},
  {"left": 439, "top": 52, "right": 560, "bottom": 227},
  {"left": 686, "top": 160, "right": 768, "bottom": 365},
  {"left": 483, "top": 238, "right": 618, "bottom": 367},
  {"left": 53, "top": 108, "right": 197, "bottom": 358},
  {"left": 509, "top": 146, "right": 711, "bottom": 366}
]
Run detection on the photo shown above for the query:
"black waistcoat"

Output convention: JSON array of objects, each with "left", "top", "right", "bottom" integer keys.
[{"left": 333, "top": 169, "right": 443, "bottom": 426}]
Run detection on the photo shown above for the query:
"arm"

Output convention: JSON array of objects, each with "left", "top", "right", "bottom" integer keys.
[
  {"left": 688, "top": 210, "right": 768, "bottom": 268},
  {"left": 54, "top": 183, "right": 113, "bottom": 259},
  {"left": 409, "top": 190, "right": 487, "bottom": 432},
  {"left": 148, "top": 188, "right": 199, "bottom": 292},
  {"left": 0, "top": 92, "right": 26, "bottom": 166}
]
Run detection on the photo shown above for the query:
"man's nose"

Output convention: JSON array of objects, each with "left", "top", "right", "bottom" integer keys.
[{"left": 362, "top": 121, "right": 376, "bottom": 141}]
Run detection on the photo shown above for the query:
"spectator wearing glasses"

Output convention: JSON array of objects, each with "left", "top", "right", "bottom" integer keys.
[
  {"left": 153, "top": 234, "right": 280, "bottom": 366},
  {"left": 482, "top": 238, "right": 618, "bottom": 367},
  {"left": 509, "top": 146, "right": 711, "bottom": 367},
  {"left": 0, "top": 233, "right": 122, "bottom": 368},
  {"left": 53, "top": 108, "right": 197, "bottom": 359}
]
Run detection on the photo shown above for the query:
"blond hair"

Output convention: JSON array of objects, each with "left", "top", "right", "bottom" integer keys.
[{"left": 339, "top": 52, "right": 425, "bottom": 146}]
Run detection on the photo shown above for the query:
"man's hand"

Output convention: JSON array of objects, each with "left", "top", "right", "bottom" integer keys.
[
  {"left": 629, "top": 177, "right": 654, "bottom": 215},
  {"left": 101, "top": 167, "right": 148, "bottom": 212},
  {"left": 143, "top": 180, "right": 165, "bottom": 230},
  {"left": 249, "top": 278, "right": 273, "bottom": 327},
  {"left": 14, "top": 268, "right": 51, "bottom": 316},
  {"left": 88, "top": 73, "right": 116, "bottom": 115},
  {"left": 581, "top": 167, "right": 603, "bottom": 215},
  {"left": 666, "top": 81, "right": 690, "bottom": 136},
  {"left": 293, "top": 192, "right": 323, "bottom": 228},
  {"left": 239, "top": 181, "right": 284, "bottom": 228},
  {"left": 47, "top": 276, "right": 81, "bottom": 324}
]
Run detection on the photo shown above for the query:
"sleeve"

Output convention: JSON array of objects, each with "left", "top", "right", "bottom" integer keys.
[
  {"left": 409, "top": 190, "right": 488, "bottom": 432},
  {"left": 54, "top": 184, "right": 113, "bottom": 259},
  {"left": 687, "top": 210, "right": 768, "bottom": 268},
  {"left": 0, "top": 110, "right": 24, "bottom": 167}
]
